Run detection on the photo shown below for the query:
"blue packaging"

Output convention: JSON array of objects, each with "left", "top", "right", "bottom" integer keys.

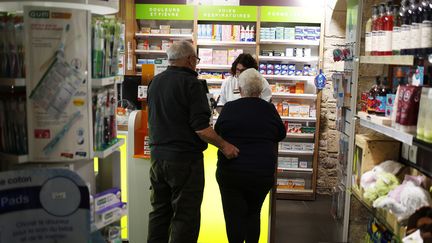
[
  {"left": 274, "top": 70, "right": 281, "bottom": 75},
  {"left": 267, "top": 64, "right": 274, "bottom": 70},
  {"left": 288, "top": 64, "right": 296, "bottom": 70},
  {"left": 274, "top": 64, "right": 282, "bottom": 70},
  {"left": 266, "top": 69, "right": 274, "bottom": 75},
  {"left": 281, "top": 64, "right": 288, "bottom": 71},
  {"left": 281, "top": 70, "right": 288, "bottom": 75},
  {"left": 259, "top": 69, "right": 266, "bottom": 75},
  {"left": 259, "top": 63, "right": 267, "bottom": 69},
  {"left": 288, "top": 70, "right": 295, "bottom": 76},
  {"left": 295, "top": 70, "right": 303, "bottom": 76},
  {"left": 295, "top": 35, "right": 304, "bottom": 40}
]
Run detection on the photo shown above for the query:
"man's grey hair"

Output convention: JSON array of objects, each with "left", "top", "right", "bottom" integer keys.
[
  {"left": 238, "top": 68, "right": 263, "bottom": 97},
  {"left": 167, "top": 41, "right": 196, "bottom": 63}
]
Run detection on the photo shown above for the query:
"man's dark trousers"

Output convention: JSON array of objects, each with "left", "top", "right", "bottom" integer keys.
[{"left": 148, "top": 158, "right": 205, "bottom": 243}]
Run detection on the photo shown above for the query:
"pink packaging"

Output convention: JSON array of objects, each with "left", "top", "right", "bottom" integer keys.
[
  {"left": 212, "top": 50, "right": 228, "bottom": 65},
  {"left": 399, "top": 85, "right": 422, "bottom": 133},
  {"left": 232, "top": 25, "right": 241, "bottom": 41},
  {"left": 395, "top": 85, "right": 406, "bottom": 126},
  {"left": 228, "top": 49, "right": 243, "bottom": 64},
  {"left": 199, "top": 48, "right": 213, "bottom": 64},
  {"left": 222, "top": 25, "right": 233, "bottom": 41}
]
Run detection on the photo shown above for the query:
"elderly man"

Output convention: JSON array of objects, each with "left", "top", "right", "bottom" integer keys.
[{"left": 147, "top": 40, "right": 239, "bottom": 243}]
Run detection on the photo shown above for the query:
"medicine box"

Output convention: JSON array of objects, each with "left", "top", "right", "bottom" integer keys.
[
  {"left": 95, "top": 202, "right": 127, "bottom": 226},
  {"left": 212, "top": 50, "right": 228, "bottom": 65},
  {"left": 94, "top": 188, "right": 122, "bottom": 213},
  {"left": 198, "top": 48, "right": 213, "bottom": 65}
]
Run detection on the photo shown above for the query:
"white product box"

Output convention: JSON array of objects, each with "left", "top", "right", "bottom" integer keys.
[
  {"left": 199, "top": 48, "right": 213, "bottom": 64},
  {"left": 94, "top": 188, "right": 121, "bottom": 213},
  {"left": 95, "top": 202, "right": 126, "bottom": 226},
  {"left": 299, "top": 161, "right": 308, "bottom": 168},
  {"left": 299, "top": 105, "right": 310, "bottom": 118}
]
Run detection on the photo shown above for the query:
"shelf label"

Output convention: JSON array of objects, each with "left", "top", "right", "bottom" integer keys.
[
  {"left": 135, "top": 4, "right": 194, "bottom": 20},
  {"left": 260, "top": 6, "right": 322, "bottom": 23},
  {"left": 198, "top": 6, "right": 257, "bottom": 22}
]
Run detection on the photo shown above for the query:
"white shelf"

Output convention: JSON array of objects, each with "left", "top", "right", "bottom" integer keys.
[
  {"left": 359, "top": 55, "right": 415, "bottom": 66},
  {"left": 359, "top": 117, "right": 414, "bottom": 146},
  {"left": 260, "top": 40, "right": 320, "bottom": 46},
  {"left": 0, "top": 78, "right": 25, "bottom": 87},
  {"left": 276, "top": 188, "right": 314, "bottom": 194},
  {"left": 262, "top": 75, "right": 315, "bottom": 81},
  {"left": 94, "top": 139, "right": 125, "bottom": 159},
  {"left": 278, "top": 149, "right": 314, "bottom": 156},
  {"left": 92, "top": 76, "right": 122, "bottom": 88},
  {"left": 280, "top": 116, "right": 317, "bottom": 122},
  {"left": 285, "top": 133, "right": 315, "bottom": 139},
  {"left": 135, "top": 33, "right": 193, "bottom": 39},
  {"left": 205, "top": 79, "right": 226, "bottom": 84},
  {"left": 135, "top": 49, "right": 167, "bottom": 55},
  {"left": 278, "top": 167, "right": 313, "bottom": 172},
  {"left": 258, "top": 56, "right": 319, "bottom": 62},
  {"left": 197, "top": 40, "right": 257, "bottom": 46},
  {"left": 0, "top": 152, "right": 28, "bottom": 164},
  {"left": 91, "top": 210, "right": 127, "bottom": 233},
  {"left": 197, "top": 64, "right": 231, "bottom": 70},
  {"left": 272, "top": 92, "right": 317, "bottom": 99}
]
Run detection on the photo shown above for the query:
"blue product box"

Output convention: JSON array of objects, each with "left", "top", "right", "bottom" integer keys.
[
  {"left": 281, "top": 70, "right": 288, "bottom": 75},
  {"left": 288, "top": 70, "right": 295, "bottom": 76},
  {"left": 385, "top": 106, "right": 393, "bottom": 117},
  {"left": 295, "top": 70, "right": 303, "bottom": 76},
  {"left": 288, "top": 64, "right": 296, "bottom": 70},
  {"left": 267, "top": 64, "right": 274, "bottom": 70},
  {"left": 281, "top": 64, "right": 288, "bottom": 71},
  {"left": 267, "top": 69, "right": 274, "bottom": 75},
  {"left": 259, "top": 63, "right": 267, "bottom": 69},
  {"left": 386, "top": 94, "right": 396, "bottom": 107},
  {"left": 295, "top": 35, "right": 304, "bottom": 40},
  {"left": 304, "top": 36, "right": 316, "bottom": 41},
  {"left": 259, "top": 69, "right": 266, "bottom": 74},
  {"left": 274, "top": 70, "right": 281, "bottom": 75},
  {"left": 274, "top": 64, "right": 282, "bottom": 70}
]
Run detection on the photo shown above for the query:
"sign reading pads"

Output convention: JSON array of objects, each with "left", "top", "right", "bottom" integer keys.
[{"left": 0, "top": 169, "right": 90, "bottom": 243}]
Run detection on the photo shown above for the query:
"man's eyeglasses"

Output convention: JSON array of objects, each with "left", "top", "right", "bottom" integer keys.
[{"left": 191, "top": 55, "right": 201, "bottom": 64}]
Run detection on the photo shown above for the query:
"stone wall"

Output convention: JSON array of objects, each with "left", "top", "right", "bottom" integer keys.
[{"left": 317, "top": 0, "right": 347, "bottom": 194}]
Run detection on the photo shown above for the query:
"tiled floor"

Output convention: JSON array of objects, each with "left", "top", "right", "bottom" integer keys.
[{"left": 274, "top": 195, "right": 343, "bottom": 243}]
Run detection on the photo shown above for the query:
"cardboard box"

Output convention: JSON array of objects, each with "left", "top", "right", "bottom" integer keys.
[
  {"left": 212, "top": 50, "right": 228, "bottom": 65},
  {"left": 198, "top": 48, "right": 213, "bottom": 65},
  {"left": 353, "top": 134, "right": 400, "bottom": 188},
  {"left": 94, "top": 188, "right": 121, "bottom": 213}
]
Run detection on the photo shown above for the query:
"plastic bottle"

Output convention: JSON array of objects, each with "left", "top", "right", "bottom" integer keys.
[
  {"left": 365, "top": 10, "right": 373, "bottom": 56},
  {"left": 367, "top": 76, "right": 381, "bottom": 114},
  {"left": 240, "top": 25, "right": 245, "bottom": 42},
  {"left": 411, "top": 0, "right": 423, "bottom": 55},
  {"left": 245, "top": 25, "right": 250, "bottom": 42},
  {"left": 400, "top": 0, "right": 412, "bottom": 55},
  {"left": 250, "top": 26, "right": 255, "bottom": 42},
  {"left": 314, "top": 69, "right": 326, "bottom": 90},
  {"left": 372, "top": 5, "right": 380, "bottom": 56},
  {"left": 383, "top": 3, "right": 394, "bottom": 55},
  {"left": 392, "top": 5, "right": 402, "bottom": 55},
  {"left": 420, "top": 0, "right": 432, "bottom": 55}
]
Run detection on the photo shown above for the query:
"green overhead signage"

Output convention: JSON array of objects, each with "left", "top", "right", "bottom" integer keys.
[
  {"left": 135, "top": 4, "right": 194, "bottom": 20},
  {"left": 261, "top": 6, "right": 322, "bottom": 23},
  {"left": 198, "top": 6, "right": 257, "bottom": 22}
]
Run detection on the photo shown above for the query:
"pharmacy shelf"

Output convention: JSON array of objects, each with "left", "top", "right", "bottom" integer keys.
[
  {"left": 0, "top": 78, "right": 25, "bottom": 87},
  {"left": 92, "top": 76, "right": 122, "bottom": 88},
  {"left": 276, "top": 188, "right": 314, "bottom": 194},
  {"left": 285, "top": 133, "right": 315, "bottom": 139},
  {"left": 135, "top": 49, "right": 167, "bottom": 55},
  {"left": 197, "top": 64, "right": 231, "bottom": 70},
  {"left": 258, "top": 56, "right": 319, "bottom": 62},
  {"left": 260, "top": 40, "right": 320, "bottom": 46},
  {"left": 0, "top": 152, "right": 28, "bottom": 164},
  {"left": 413, "top": 138, "right": 432, "bottom": 153},
  {"left": 135, "top": 33, "right": 193, "bottom": 39},
  {"left": 278, "top": 150, "right": 314, "bottom": 156},
  {"left": 262, "top": 75, "right": 315, "bottom": 81},
  {"left": 272, "top": 92, "right": 317, "bottom": 99},
  {"left": 205, "top": 79, "right": 226, "bottom": 84},
  {"left": 197, "top": 40, "right": 257, "bottom": 46},
  {"left": 91, "top": 210, "right": 127, "bottom": 233},
  {"left": 359, "top": 116, "right": 414, "bottom": 146},
  {"left": 94, "top": 139, "right": 125, "bottom": 159},
  {"left": 278, "top": 167, "right": 313, "bottom": 172},
  {"left": 359, "top": 55, "right": 415, "bottom": 66},
  {"left": 280, "top": 116, "right": 317, "bottom": 122}
]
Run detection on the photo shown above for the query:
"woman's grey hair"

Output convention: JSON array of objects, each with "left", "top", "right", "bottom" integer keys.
[
  {"left": 167, "top": 41, "right": 196, "bottom": 63},
  {"left": 238, "top": 68, "right": 263, "bottom": 97}
]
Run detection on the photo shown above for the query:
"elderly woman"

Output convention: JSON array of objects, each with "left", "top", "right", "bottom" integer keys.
[{"left": 214, "top": 68, "right": 286, "bottom": 243}]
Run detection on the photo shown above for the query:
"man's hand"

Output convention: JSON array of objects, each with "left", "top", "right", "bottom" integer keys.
[{"left": 220, "top": 141, "right": 239, "bottom": 159}]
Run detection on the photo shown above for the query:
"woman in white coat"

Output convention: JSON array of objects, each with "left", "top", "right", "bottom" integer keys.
[{"left": 216, "top": 54, "right": 271, "bottom": 112}]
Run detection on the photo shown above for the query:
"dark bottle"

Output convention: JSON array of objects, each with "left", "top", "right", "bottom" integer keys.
[
  {"left": 411, "top": 0, "right": 423, "bottom": 55},
  {"left": 367, "top": 76, "right": 381, "bottom": 114},
  {"left": 376, "top": 77, "right": 390, "bottom": 116},
  {"left": 400, "top": 0, "right": 412, "bottom": 55},
  {"left": 421, "top": 0, "right": 432, "bottom": 55},
  {"left": 393, "top": 5, "right": 402, "bottom": 55}
]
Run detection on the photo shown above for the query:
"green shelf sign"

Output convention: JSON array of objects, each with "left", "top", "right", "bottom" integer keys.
[
  {"left": 261, "top": 6, "right": 322, "bottom": 23},
  {"left": 135, "top": 4, "right": 194, "bottom": 20},
  {"left": 198, "top": 6, "right": 257, "bottom": 22}
]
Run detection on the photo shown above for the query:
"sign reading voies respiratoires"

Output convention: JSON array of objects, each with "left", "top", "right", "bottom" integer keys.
[{"left": 198, "top": 5, "right": 257, "bottom": 22}]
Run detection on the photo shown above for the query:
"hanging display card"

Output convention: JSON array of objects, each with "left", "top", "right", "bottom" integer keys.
[
  {"left": 24, "top": 6, "right": 92, "bottom": 162},
  {"left": 0, "top": 169, "right": 90, "bottom": 243}
]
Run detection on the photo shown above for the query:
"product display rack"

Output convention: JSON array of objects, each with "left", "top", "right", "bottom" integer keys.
[
  {"left": 0, "top": 2, "right": 126, "bottom": 242},
  {"left": 340, "top": 0, "right": 432, "bottom": 241}
]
